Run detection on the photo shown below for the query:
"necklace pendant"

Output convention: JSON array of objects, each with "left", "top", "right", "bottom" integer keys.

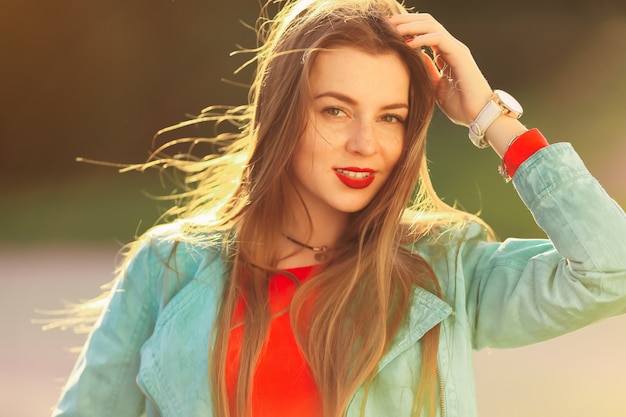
[
  {"left": 314, "top": 251, "right": 327, "bottom": 262},
  {"left": 313, "top": 246, "right": 328, "bottom": 262},
  {"left": 284, "top": 234, "right": 330, "bottom": 261}
]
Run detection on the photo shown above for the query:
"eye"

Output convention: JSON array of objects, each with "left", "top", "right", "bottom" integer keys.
[
  {"left": 381, "top": 114, "right": 405, "bottom": 123},
  {"left": 323, "top": 107, "right": 346, "bottom": 117}
]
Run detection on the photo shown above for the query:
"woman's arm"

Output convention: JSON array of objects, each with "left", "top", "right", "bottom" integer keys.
[
  {"left": 390, "top": 13, "right": 626, "bottom": 347},
  {"left": 463, "top": 143, "right": 626, "bottom": 348}
]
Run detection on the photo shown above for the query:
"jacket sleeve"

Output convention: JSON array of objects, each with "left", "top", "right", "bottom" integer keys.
[
  {"left": 461, "top": 143, "right": 626, "bottom": 349},
  {"left": 51, "top": 236, "right": 164, "bottom": 417}
]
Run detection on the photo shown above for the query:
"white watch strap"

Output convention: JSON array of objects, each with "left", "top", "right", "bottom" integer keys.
[{"left": 468, "top": 99, "right": 502, "bottom": 148}]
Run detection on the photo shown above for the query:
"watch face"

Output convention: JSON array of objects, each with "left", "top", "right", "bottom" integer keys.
[{"left": 495, "top": 89, "right": 523, "bottom": 115}]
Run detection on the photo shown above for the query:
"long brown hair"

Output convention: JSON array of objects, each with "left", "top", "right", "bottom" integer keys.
[{"left": 128, "top": 1, "right": 483, "bottom": 416}]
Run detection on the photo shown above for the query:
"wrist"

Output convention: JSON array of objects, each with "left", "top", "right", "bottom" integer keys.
[
  {"left": 467, "top": 89, "right": 523, "bottom": 149},
  {"left": 485, "top": 117, "right": 528, "bottom": 158}
]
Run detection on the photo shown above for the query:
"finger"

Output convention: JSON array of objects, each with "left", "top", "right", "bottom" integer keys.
[
  {"left": 395, "top": 20, "right": 447, "bottom": 40},
  {"left": 397, "top": 23, "right": 457, "bottom": 62},
  {"left": 404, "top": 32, "right": 448, "bottom": 55},
  {"left": 387, "top": 13, "right": 436, "bottom": 24},
  {"left": 389, "top": 14, "right": 458, "bottom": 60},
  {"left": 388, "top": 13, "right": 447, "bottom": 36},
  {"left": 405, "top": 37, "right": 450, "bottom": 79},
  {"left": 406, "top": 32, "right": 469, "bottom": 73}
]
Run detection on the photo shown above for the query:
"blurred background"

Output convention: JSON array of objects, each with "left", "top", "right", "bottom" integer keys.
[{"left": 1, "top": 0, "right": 625, "bottom": 415}]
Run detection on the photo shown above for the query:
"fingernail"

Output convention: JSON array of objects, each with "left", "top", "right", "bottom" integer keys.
[{"left": 404, "top": 37, "right": 414, "bottom": 43}]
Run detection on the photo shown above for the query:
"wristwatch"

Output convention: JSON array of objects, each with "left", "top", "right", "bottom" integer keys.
[{"left": 468, "top": 89, "right": 523, "bottom": 148}]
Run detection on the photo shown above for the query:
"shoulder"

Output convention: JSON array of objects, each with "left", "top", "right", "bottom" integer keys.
[
  {"left": 141, "top": 219, "right": 225, "bottom": 266},
  {"left": 143, "top": 214, "right": 228, "bottom": 257},
  {"left": 121, "top": 218, "right": 229, "bottom": 299},
  {"left": 409, "top": 220, "right": 490, "bottom": 257}
]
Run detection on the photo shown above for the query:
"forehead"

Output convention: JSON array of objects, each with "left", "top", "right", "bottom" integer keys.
[{"left": 307, "top": 46, "right": 410, "bottom": 103}]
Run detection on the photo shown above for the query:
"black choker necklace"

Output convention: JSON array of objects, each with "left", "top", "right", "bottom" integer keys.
[{"left": 284, "top": 234, "right": 330, "bottom": 261}]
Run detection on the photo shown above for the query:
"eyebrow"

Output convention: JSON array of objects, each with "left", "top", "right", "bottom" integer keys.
[{"left": 313, "top": 91, "right": 408, "bottom": 110}]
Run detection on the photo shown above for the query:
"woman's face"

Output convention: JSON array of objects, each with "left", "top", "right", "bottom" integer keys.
[{"left": 290, "top": 46, "right": 409, "bottom": 221}]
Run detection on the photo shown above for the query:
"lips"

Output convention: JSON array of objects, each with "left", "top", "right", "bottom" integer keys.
[{"left": 334, "top": 167, "right": 375, "bottom": 189}]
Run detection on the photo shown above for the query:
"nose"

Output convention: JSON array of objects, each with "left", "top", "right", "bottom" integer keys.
[{"left": 345, "top": 119, "right": 376, "bottom": 156}]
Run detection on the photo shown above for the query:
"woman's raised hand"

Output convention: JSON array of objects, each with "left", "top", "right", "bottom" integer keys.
[{"left": 388, "top": 13, "right": 493, "bottom": 128}]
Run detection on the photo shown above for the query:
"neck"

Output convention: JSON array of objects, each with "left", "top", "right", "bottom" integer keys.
[
  {"left": 283, "top": 234, "right": 331, "bottom": 262},
  {"left": 278, "top": 197, "right": 349, "bottom": 268},
  {"left": 283, "top": 206, "right": 348, "bottom": 249}
]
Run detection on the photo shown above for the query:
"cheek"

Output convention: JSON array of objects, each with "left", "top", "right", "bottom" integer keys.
[
  {"left": 292, "top": 127, "right": 320, "bottom": 175},
  {"left": 382, "top": 135, "right": 405, "bottom": 169},
  {"left": 307, "top": 120, "right": 344, "bottom": 149},
  {"left": 297, "top": 121, "right": 339, "bottom": 161}
]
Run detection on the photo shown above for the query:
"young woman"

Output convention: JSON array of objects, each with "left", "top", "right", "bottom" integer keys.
[{"left": 51, "top": 1, "right": 626, "bottom": 416}]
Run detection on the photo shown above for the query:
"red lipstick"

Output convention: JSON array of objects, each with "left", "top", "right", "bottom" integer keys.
[{"left": 334, "top": 167, "right": 375, "bottom": 189}]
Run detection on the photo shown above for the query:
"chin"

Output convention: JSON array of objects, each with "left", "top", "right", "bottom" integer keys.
[{"left": 334, "top": 199, "right": 374, "bottom": 214}]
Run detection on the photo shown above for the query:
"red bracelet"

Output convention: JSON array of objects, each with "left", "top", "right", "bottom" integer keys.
[{"left": 499, "top": 128, "right": 549, "bottom": 181}]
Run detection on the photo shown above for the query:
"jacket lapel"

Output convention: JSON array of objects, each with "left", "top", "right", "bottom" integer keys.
[{"left": 377, "top": 287, "right": 452, "bottom": 371}]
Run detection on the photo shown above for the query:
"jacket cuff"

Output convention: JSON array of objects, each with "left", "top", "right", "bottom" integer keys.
[{"left": 512, "top": 142, "right": 589, "bottom": 210}]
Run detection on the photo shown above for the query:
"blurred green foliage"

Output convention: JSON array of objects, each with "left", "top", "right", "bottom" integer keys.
[
  {"left": 0, "top": 174, "right": 165, "bottom": 243},
  {"left": 1, "top": 1, "right": 624, "bottom": 242}
]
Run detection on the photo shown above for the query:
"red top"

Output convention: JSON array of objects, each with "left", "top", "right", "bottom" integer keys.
[{"left": 226, "top": 265, "right": 322, "bottom": 417}]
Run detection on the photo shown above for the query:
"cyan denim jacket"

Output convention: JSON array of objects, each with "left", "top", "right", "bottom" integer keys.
[{"left": 52, "top": 143, "right": 626, "bottom": 417}]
